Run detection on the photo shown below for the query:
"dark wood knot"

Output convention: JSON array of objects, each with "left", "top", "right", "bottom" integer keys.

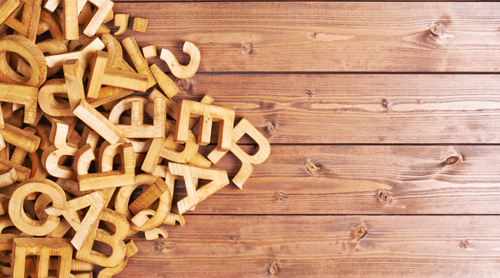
[
  {"left": 378, "top": 190, "right": 392, "bottom": 202},
  {"left": 269, "top": 260, "right": 279, "bottom": 275},
  {"left": 352, "top": 225, "right": 367, "bottom": 239},
  {"left": 430, "top": 23, "right": 444, "bottom": 37}
]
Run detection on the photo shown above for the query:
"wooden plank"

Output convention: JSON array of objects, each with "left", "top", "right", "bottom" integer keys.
[
  {"left": 161, "top": 74, "right": 500, "bottom": 144},
  {"left": 114, "top": 2, "right": 500, "bottom": 72},
  {"left": 172, "top": 145, "right": 500, "bottom": 215},
  {"left": 118, "top": 215, "right": 500, "bottom": 277}
]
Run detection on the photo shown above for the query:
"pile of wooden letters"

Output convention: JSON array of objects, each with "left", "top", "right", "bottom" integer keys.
[{"left": 0, "top": 0, "right": 271, "bottom": 277}]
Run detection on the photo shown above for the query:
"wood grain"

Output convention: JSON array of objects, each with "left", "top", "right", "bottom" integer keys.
[
  {"left": 172, "top": 145, "right": 500, "bottom": 215},
  {"left": 114, "top": 2, "right": 500, "bottom": 72},
  {"left": 117, "top": 215, "right": 500, "bottom": 278},
  {"left": 161, "top": 74, "right": 500, "bottom": 144}
]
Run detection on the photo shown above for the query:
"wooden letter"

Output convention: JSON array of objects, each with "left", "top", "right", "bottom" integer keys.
[
  {"left": 0, "top": 83, "right": 38, "bottom": 124},
  {"left": 175, "top": 100, "right": 235, "bottom": 151},
  {"left": 168, "top": 163, "right": 229, "bottom": 214},
  {"left": 0, "top": 0, "right": 19, "bottom": 25},
  {"left": 4, "top": 0, "right": 42, "bottom": 41},
  {"left": 63, "top": 59, "right": 86, "bottom": 110},
  {"left": 108, "top": 96, "right": 166, "bottom": 138},
  {"left": 45, "top": 190, "right": 106, "bottom": 250},
  {"left": 122, "top": 37, "right": 156, "bottom": 89},
  {"left": 115, "top": 174, "right": 173, "bottom": 231},
  {"left": 8, "top": 179, "right": 66, "bottom": 236},
  {"left": 41, "top": 119, "right": 78, "bottom": 179},
  {"left": 46, "top": 37, "right": 105, "bottom": 75},
  {"left": 78, "top": 143, "right": 136, "bottom": 191},
  {"left": 0, "top": 35, "right": 47, "bottom": 87},
  {"left": 87, "top": 50, "right": 148, "bottom": 98},
  {"left": 76, "top": 208, "right": 129, "bottom": 268},
  {"left": 150, "top": 64, "right": 179, "bottom": 99},
  {"left": 63, "top": 0, "right": 79, "bottom": 40},
  {"left": 208, "top": 118, "right": 271, "bottom": 189},
  {"left": 38, "top": 79, "right": 73, "bottom": 117},
  {"left": 12, "top": 238, "right": 73, "bottom": 278},
  {"left": 73, "top": 100, "right": 124, "bottom": 144},
  {"left": 0, "top": 123, "right": 40, "bottom": 152}
]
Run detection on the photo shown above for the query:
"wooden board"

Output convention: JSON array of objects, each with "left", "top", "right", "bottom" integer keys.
[
  {"left": 165, "top": 74, "right": 500, "bottom": 144},
  {"left": 174, "top": 145, "right": 500, "bottom": 215},
  {"left": 118, "top": 215, "right": 500, "bottom": 277},
  {"left": 114, "top": 2, "right": 500, "bottom": 72}
]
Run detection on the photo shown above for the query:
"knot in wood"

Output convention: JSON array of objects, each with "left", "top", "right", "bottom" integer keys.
[
  {"left": 241, "top": 43, "right": 253, "bottom": 55},
  {"left": 266, "top": 121, "right": 277, "bottom": 135},
  {"left": 353, "top": 225, "right": 367, "bottom": 239},
  {"left": 445, "top": 155, "right": 461, "bottom": 166},
  {"left": 429, "top": 23, "right": 443, "bottom": 37},
  {"left": 382, "top": 99, "right": 393, "bottom": 110},
  {"left": 175, "top": 79, "right": 193, "bottom": 95},
  {"left": 460, "top": 240, "right": 469, "bottom": 249},
  {"left": 269, "top": 261, "right": 279, "bottom": 275},
  {"left": 276, "top": 191, "right": 288, "bottom": 201},
  {"left": 378, "top": 190, "right": 392, "bottom": 202},
  {"left": 306, "top": 158, "right": 321, "bottom": 174},
  {"left": 308, "top": 32, "right": 316, "bottom": 39}
]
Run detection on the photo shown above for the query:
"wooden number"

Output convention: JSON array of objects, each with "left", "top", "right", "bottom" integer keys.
[
  {"left": 167, "top": 163, "right": 229, "bottom": 214},
  {"left": 115, "top": 174, "right": 173, "bottom": 231},
  {"left": 175, "top": 100, "right": 235, "bottom": 151},
  {"left": 41, "top": 119, "right": 78, "bottom": 179},
  {"left": 45, "top": 190, "right": 106, "bottom": 250},
  {"left": 113, "top": 13, "right": 129, "bottom": 35},
  {"left": 81, "top": 0, "right": 114, "bottom": 37},
  {"left": 0, "top": 83, "right": 38, "bottom": 124},
  {"left": 87, "top": 50, "right": 148, "bottom": 98},
  {"left": 12, "top": 238, "right": 73, "bottom": 278},
  {"left": 160, "top": 41, "right": 200, "bottom": 79},
  {"left": 122, "top": 37, "right": 156, "bottom": 89},
  {"left": 8, "top": 179, "right": 66, "bottom": 236},
  {"left": 207, "top": 118, "right": 271, "bottom": 189},
  {"left": 76, "top": 208, "right": 129, "bottom": 268},
  {"left": 4, "top": 0, "right": 42, "bottom": 42},
  {"left": 0, "top": 35, "right": 47, "bottom": 87},
  {"left": 46, "top": 37, "right": 105, "bottom": 75},
  {"left": 78, "top": 143, "right": 136, "bottom": 191},
  {"left": 108, "top": 96, "right": 166, "bottom": 138}
]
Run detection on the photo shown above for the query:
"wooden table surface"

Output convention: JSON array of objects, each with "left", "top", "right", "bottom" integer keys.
[{"left": 112, "top": 1, "right": 500, "bottom": 277}]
